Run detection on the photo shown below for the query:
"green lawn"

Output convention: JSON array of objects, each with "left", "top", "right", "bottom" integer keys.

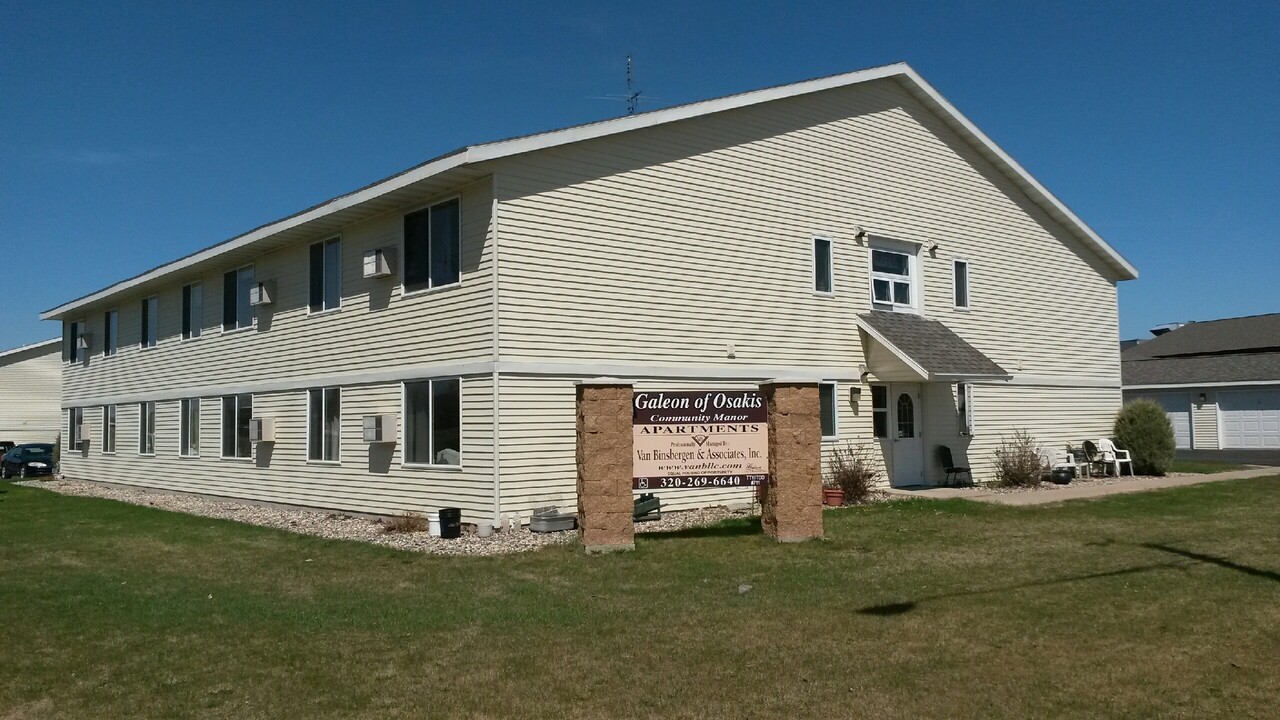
[
  {"left": 1170, "top": 459, "right": 1249, "bottom": 474},
  {"left": 2, "top": 479, "right": 1279, "bottom": 720}
]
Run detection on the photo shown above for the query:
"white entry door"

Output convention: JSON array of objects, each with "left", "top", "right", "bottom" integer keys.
[
  {"left": 890, "top": 383, "right": 924, "bottom": 486},
  {"left": 1219, "top": 389, "right": 1280, "bottom": 449}
]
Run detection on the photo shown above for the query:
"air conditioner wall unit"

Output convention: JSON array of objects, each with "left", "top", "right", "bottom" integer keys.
[
  {"left": 248, "top": 417, "right": 275, "bottom": 443},
  {"left": 249, "top": 280, "right": 275, "bottom": 306},
  {"left": 76, "top": 334, "right": 91, "bottom": 350},
  {"left": 363, "top": 414, "right": 397, "bottom": 443},
  {"left": 362, "top": 248, "right": 394, "bottom": 279}
]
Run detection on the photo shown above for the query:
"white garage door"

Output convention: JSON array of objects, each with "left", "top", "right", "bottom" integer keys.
[
  {"left": 1219, "top": 389, "right": 1280, "bottom": 449},
  {"left": 1140, "top": 393, "right": 1192, "bottom": 449}
]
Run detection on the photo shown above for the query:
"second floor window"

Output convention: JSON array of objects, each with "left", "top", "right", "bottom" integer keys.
[
  {"left": 813, "top": 237, "right": 833, "bottom": 294},
  {"left": 140, "top": 296, "right": 158, "bottom": 348},
  {"left": 310, "top": 238, "right": 342, "bottom": 313},
  {"left": 183, "top": 283, "right": 203, "bottom": 339},
  {"left": 403, "top": 198, "right": 461, "bottom": 293},
  {"left": 870, "top": 248, "right": 914, "bottom": 311},
  {"left": 65, "top": 319, "right": 84, "bottom": 363},
  {"left": 953, "top": 260, "right": 970, "bottom": 309},
  {"left": 223, "top": 266, "right": 255, "bottom": 331},
  {"left": 103, "top": 310, "right": 118, "bottom": 357}
]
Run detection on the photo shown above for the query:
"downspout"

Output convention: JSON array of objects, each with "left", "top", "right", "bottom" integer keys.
[{"left": 490, "top": 190, "right": 502, "bottom": 526}]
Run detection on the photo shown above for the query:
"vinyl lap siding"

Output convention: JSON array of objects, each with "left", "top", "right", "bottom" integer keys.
[
  {"left": 1191, "top": 392, "right": 1220, "bottom": 450},
  {"left": 0, "top": 343, "right": 61, "bottom": 443}
]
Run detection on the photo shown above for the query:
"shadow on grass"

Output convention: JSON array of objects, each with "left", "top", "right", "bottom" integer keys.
[
  {"left": 637, "top": 517, "right": 763, "bottom": 541},
  {"left": 858, "top": 562, "right": 1190, "bottom": 616},
  {"left": 1142, "top": 543, "right": 1280, "bottom": 583}
]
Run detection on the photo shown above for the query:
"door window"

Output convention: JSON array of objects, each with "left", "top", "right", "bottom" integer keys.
[{"left": 896, "top": 393, "right": 915, "bottom": 438}]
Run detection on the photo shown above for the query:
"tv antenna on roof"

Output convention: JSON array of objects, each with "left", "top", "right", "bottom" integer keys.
[{"left": 624, "top": 54, "right": 640, "bottom": 115}]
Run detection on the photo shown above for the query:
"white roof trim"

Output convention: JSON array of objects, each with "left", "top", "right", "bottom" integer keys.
[
  {"left": 854, "top": 316, "right": 930, "bottom": 380},
  {"left": 42, "top": 62, "right": 1136, "bottom": 320},
  {"left": 1125, "top": 380, "right": 1280, "bottom": 390},
  {"left": 0, "top": 337, "right": 60, "bottom": 361}
]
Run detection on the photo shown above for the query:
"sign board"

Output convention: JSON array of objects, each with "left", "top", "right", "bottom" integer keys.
[{"left": 632, "top": 390, "right": 769, "bottom": 489}]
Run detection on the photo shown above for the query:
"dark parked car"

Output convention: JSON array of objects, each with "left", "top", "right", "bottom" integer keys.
[
  {"left": 1, "top": 443, "right": 56, "bottom": 479},
  {"left": 0, "top": 441, "right": 15, "bottom": 457}
]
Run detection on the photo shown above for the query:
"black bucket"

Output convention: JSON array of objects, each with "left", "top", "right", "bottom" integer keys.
[{"left": 439, "top": 508, "right": 462, "bottom": 539}]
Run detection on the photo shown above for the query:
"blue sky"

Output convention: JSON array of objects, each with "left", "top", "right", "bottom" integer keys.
[{"left": 2, "top": 1, "right": 1277, "bottom": 348}]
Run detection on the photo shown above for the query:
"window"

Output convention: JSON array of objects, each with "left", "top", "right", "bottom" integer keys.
[
  {"left": 403, "top": 198, "right": 461, "bottom": 293},
  {"left": 871, "top": 386, "right": 888, "bottom": 439},
  {"left": 182, "top": 283, "right": 203, "bottom": 339},
  {"left": 306, "top": 388, "right": 341, "bottom": 461},
  {"left": 68, "top": 407, "right": 83, "bottom": 449},
  {"left": 65, "top": 319, "right": 85, "bottom": 363},
  {"left": 819, "top": 382, "right": 837, "bottom": 439},
  {"left": 102, "top": 405, "right": 116, "bottom": 453},
  {"left": 138, "top": 401, "right": 156, "bottom": 454},
  {"left": 953, "top": 259, "right": 969, "bottom": 309},
  {"left": 140, "top": 296, "right": 158, "bottom": 348},
  {"left": 180, "top": 398, "right": 200, "bottom": 457},
  {"left": 958, "top": 382, "right": 974, "bottom": 436},
  {"left": 103, "top": 310, "right": 118, "bottom": 357},
  {"left": 870, "top": 248, "right": 914, "bottom": 311},
  {"left": 222, "top": 266, "right": 255, "bottom": 331},
  {"left": 309, "top": 238, "right": 342, "bottom": 313},
  {"left": 813, "top": 237, "right": 833, "bottom": 294},
  {"left": 221, "top": 394, "right": 253, "bottom": 458},
  {"left": 404, "top": 378, "right": 461, "bottom": 466}
]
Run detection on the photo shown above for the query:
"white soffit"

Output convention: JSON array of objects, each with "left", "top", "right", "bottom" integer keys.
[{"left": 42, "top": 62, "right": 1136, "bottom": 320}]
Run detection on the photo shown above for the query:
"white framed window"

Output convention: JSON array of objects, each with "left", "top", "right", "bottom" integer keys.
[
  {"left": 138, "top": 401, "right": 156, "bottom": 455},
  {"left": 222, "top": 266, "right": 255, "bottom": 331},
  {"left": 953, "top": 259, "right": 970, "bottom": 310},
  {"left": 871, "top": 385, "right": 889, "bottom": 439},
  {"left": 65, "top": 319, "right": 85, "bottom": 363},
  {"left": 68, "top": 407, "right": 83, "bottom": 449},
  {"left": 403, "top": 378, "right": 461, "bottom": 467},
  {"left": 182, "top": 283, "right": 203, "bottom": 339},
  {"left": 958, "top": 382, "right": 975, "bottom": 436},
  {"left": 813, "top": 237, "right": 833, "bottom": 294},
  {"left": 869, "top": 246, "right": 917, "bottom": 312},
  {"left": 101, "top": 405, "right": 116, "bottom": 454},
  {"left": 403, "top": 197, "right": 461, "bottom": 294},
  {"left": 819, "top": 382, "right": 838, "bottom": 440},
  {"left": 307, "top": 387, "right": 341, "bottom": 462},
  {"left": 309, "top": 238, "right": 342, "bottom": 313},
  {"left": 220, "top": 394, "right": 253, "bottom": 459},
  {"left": 103, "top": 309, "right": 118, "bottom": 357},
  {"left": 180, "top": 398, "right": 200, "bottom": 457},
  {"left": 140, "top": 296, "right": 158, "bottom": 348}
]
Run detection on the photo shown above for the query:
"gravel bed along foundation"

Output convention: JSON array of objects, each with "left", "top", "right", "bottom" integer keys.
[{"left": 15, "top": 479, "right": 755, "bottom": 556}]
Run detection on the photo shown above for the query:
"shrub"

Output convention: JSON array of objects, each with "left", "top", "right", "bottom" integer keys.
[
  {"left": 826, "top": 442, "right": 881, "bottom": 504},
  {"left": 1114, "top": 399, "right": 1176, "bottom": 476},
  {"left": 993, "top": 429, "right": 1045, "bottom": 487},
  {"left": 382, "top": 512, "right": 430, "bottom": 534}
]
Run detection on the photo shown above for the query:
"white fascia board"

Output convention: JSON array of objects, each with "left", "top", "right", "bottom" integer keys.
[
  {"left": 1124, "top": 380, "right": 1280, "bottom": 390},
  {"left": 0, "top": 337, "right": 61, "bottom": 360},
  {"left": 854, "top": 316, "right": 931, "bottom": 380}
]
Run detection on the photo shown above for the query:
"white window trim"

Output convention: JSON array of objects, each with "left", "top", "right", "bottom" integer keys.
[
  {"left": 819, "top": 381, "right": 839, "bottom": 441},
  {"left": 399, "top": 194, "right": 463, "bottom": 299},
  {"left": 400, "top": 378, "right": 464, "bottom": 470},
  {"left": 812, "top": 236, "right": 834, "bottom": 297},
  {"left": 179, "top": 397, "right": 200, "bottom": 458},
  {"left": 182, "top": 282, "right": 204, "bottom": 341},
  {"left": 868, "top": 241, "right": 921, "bottom": 314},
  {"left": 958, "top": 382, "right": 975, "bottom": 436},
  {"left": 101, "top": 405, "right": 116, "bottom": 455},
  {"left": 952, "top": 258, "right": 971, "bottom": 311},
  {"left": 306, "top": 387, "right": 342, "bottom": 464},
  {"left": 220, "top": 265, "right": 257, "bottom": 334},
  {"left": 137, "top": 401, "right": 156, "bottom": 456},
  {"left": 307, "top": 236, "right": 344, "bottom": 316},
  {"left": 218, "top": 393, "right": 254, "bottom": 460},
  {"left": 102, "top": 309, "right": 119, "bottom": 358}
]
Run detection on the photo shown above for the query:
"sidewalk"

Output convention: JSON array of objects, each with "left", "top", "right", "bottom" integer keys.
[{"left": 884, "top": 466, "right": 1279, "bottom": 506}]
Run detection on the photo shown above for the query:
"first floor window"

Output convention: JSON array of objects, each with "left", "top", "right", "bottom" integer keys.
[
  {"left": 953, "top": 259, "right": 970, "bottom": 309},
  {"left": 68, "top": 407, "right": 83, "bottom": 449},
  {"left": 307, "top": 387, "right": 341, "bottom": 461},
  {"left": 404, "top": 378, "right": 461, "bottom": 466},
  {"left": 813, "top": 237, "right": 833, "bottom": 293},
  {"left": 221, "top": 394, "right": 253, "bottom": 458},
  {"left": 180, "top": 398, "right": 200, "bottom": 456},
  {"left": 958, "top": 382, "right": 975, "bottom": 436},
  {"left": 819, "top": 382, "right": 837, "bottom": 439},
  {"left": 141, "top": 296, "right": 158, "bottom": 348},
  {"left": 138, "top": 401, "right": 156, "bottom": 454},
  {"left": 403, "top": 198, "right": 461, "bottom": 292},
  {"left": 102, "top": 405, "right": 116, "bottom": 453},
  {"left": 103, "top": 310, "right": 118, "bottom": 357},
  {"left": 871, "top": 386, "right": 888, "bottom": 439}
]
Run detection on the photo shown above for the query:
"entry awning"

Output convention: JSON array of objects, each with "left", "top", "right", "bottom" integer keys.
[{"left": 856, "top": 312, "right": 1009, "bottom": 382}]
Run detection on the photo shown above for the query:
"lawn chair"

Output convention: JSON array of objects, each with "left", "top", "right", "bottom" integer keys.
[
  {"left": 938, "top": 445, "right": 972, "bottom": 486},
  {"left": 1040, "top": 447, "right": 1080, "bottom": 480},
  {"left": 1081, "top": 440, "right": 1111, "bottom": 477},
  {"left": 1096, "top": 438, "right": 1134, "bottom": 476}
]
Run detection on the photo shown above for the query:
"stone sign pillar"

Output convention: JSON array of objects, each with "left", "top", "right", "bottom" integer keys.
[
  {"left": 759, "top": 381, "right": 824, "bottom": 542},
  {"left": 576, "top": 379, "right": 635, "bottom": 553}
]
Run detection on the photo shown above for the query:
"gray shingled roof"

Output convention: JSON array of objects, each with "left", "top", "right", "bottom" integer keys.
[
  {"left": 1123, "top": 352, "right": 1280, "bottom": 386},
  {"left": 1121, "top": 313, "right": 1280, "bottom": 386},
  {"left": 1123, "top": 313, "right": 1280, "bottom": 361},
  {"left": 858, "top": 312, "right": 1007, "bottom": 377}
]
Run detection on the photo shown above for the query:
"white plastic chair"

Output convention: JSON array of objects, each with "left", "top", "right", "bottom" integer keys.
[
  {"left": 1096, "top": 438, "right": 1134, "bottom": 476},
  {"left": 1038, "top": 447, "right": 1080, "bottom": 478}
]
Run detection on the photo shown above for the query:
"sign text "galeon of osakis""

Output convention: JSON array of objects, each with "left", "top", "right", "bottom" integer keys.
[{"left": 631, "top": 390, "right": 769, "bottom": 490}]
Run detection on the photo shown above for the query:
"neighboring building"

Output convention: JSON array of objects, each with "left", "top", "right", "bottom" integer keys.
[
  {"left": 0, "top": 338, "right": 62, "bottom": 444},
  {"left": 1123, "top": 314, "right": 1280, "bottom": 450},
  {"left": 41, "top": 63, "right": 1137, "bottom": 523}
]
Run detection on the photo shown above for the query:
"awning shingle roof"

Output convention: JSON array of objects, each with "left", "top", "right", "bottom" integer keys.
[{"left": 857, "top": 312, "right": 1007, "bottom": 378}]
